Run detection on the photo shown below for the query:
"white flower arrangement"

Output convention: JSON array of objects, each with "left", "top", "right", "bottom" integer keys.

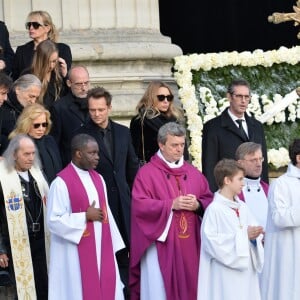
[
  {"left": 174, "top": 46, "right": 300, "bottom": 170},
  {"left": 268, "top": 148, "right": 290, "bottom": 170}
]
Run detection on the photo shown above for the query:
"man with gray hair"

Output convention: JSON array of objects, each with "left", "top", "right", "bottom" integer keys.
[
  {"left": 1, "top": 74, "right": 41, "bottom": 143},
  {"left": 130, "top": 122, "right": 213, "bottom": 300},
  {"left": 235, "top": 142, "right": 269, "bottom": 228},
  {"left": 0, "top": 134, "right": 49, "bottom": 299}
]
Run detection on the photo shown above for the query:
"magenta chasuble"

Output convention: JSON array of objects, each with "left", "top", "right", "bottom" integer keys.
[{"left": 130, "top": 154, "right": 213, "bottom": 300}]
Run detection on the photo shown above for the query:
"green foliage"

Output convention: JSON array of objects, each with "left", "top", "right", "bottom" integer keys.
[
  {"left": 192, "top": 63, "right": 300, "bottom": 150},
  {"left": 192, "top": 63, "right": 300, "bottom": 99},
  {"left": 264, "top": 122, "right": 300, "bottom": 150}
]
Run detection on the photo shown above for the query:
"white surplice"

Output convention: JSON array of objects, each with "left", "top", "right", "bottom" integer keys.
[
  {"left": 261, "top": 163, "right": 300, "bottom": 300},
  {"left": 243, "top": 177, "right": 268, "bottom": 229},
  {"left": 198, "top": 192, "right": 264, "bottom": 300},
  {"left": 47, "top": 164, "right": 125, "bottom": 300}
]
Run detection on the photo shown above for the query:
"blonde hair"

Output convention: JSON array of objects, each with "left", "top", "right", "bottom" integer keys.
[
  {"left": 27, "top": 10, "right": 58, "bottom": 42},
  {"left": 31, "top": 39, "right": 62, "bottom": 103},
  {"left": 136, "top": 81, "right": 184, "bottom": 121},
  {"left": 9, "top": 103, "right": 52, "bottom": 139}
]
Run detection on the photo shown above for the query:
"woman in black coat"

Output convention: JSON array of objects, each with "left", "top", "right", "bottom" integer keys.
[
  {"left": 9, "top": 103, "right": 62, "bottom": 183},
  {"left": 24, "top": 39, "right": 68, "bottom": 109},
  {"left": 0, "top": 21, "right": 14, "bottom": 75},
  {"left": 130, "top": 81, "right": 188, "bottom": 163},
  {"left": 12, "top": 10, "right": 72, "bottom": 80}
]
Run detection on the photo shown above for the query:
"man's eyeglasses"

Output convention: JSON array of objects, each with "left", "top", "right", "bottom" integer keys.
[
  {"left": 25, "top": 22, "right": 44, "bottom": 30},
  {"left": 231, "top": 93, "right": 251, "bottom": 101},
  {"left": 71, "top": 81, "right": 90, "bottom": 88},
  {"left": 33, "top": 122, "right": 48, "bottom": 129},
  {"left": 243, "top": 157, "right": 264, "bottom": 163},
  {"left": 157, "top": 94, "right": 174, "bottom": 102}
]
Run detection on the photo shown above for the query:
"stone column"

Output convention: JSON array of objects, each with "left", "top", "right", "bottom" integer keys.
[{"left": 1, "top": 0, "right": 182, "bottom": 121}]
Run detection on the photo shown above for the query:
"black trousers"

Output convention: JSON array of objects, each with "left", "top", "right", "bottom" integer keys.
[{"left": 116, "top": 248, "right": 130, "bottom": 300}]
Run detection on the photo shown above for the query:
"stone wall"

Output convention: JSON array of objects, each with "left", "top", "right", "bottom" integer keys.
[{"left": 2, "top": 0, "right": 182, "bottom": 123}]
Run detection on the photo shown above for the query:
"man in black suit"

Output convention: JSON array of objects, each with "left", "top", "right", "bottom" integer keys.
[
  {"left": 76, "top": 86, "right": 139, "bottom": 299},
  {"left": 202, "top": 78, "right": 268, "bottom": 192},
  {"left": 50, "top": 65, "right": 90, "bottom": 166}
]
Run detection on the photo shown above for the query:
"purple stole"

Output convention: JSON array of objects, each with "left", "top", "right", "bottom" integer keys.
[{"left": 59, "top": 164, "right": 116, "bottom": 300}]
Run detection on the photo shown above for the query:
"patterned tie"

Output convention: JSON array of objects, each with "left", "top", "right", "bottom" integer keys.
[{"left": 236, "top": 119, "right": 248, "bottom": 140}]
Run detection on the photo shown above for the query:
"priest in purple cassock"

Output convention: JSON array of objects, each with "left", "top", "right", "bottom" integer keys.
[{"left": 130, "top": 122, "right": 213, "bottom": 300}]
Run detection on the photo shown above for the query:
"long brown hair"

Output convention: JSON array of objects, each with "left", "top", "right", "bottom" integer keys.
[{"left": 31, "top": 39, "right": 62, "bottom": 104}]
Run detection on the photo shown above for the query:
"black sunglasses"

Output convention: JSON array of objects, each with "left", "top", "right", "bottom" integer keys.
[
  {"left": 157, "top": 94, "right": 174, "bottom": 102},
  {"left": 25, "top": 22, "right": 43, "bottom": 30},
  {"left": 33, "top": 122, "right": 48, "bottom": 129}
]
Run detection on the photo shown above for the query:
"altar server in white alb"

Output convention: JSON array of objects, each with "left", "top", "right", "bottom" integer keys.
[
  {"left": 198, "top": 159, "right": 264, "bottom": 300},
  {"left": 47, "top": 133, "right": 125, "bottom": 300},
  {"left": 261, "top": 139, "right": 300, "bottom": 300}
]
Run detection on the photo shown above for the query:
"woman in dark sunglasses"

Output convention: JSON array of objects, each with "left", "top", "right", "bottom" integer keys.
[
  {"left": 9, "top": 103, "right": 62, "bottom": 183},
  {"left": 130, "top": 81, "right": 189, "bottom": 164},
  {"left": 12, "top": 10, "right": 72, "bottom": 81}
]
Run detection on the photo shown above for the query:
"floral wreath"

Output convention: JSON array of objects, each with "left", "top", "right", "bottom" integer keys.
[{"left": 173, "top": 46, "right": 300, "bottom": 170}]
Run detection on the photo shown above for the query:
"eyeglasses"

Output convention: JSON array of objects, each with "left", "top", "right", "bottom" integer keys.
[
  {"left": 33, "top": 122, "right": 48, "bottom": 129},
  {"left": 157, "top": 94, "right": 174, "bottom": 102},
  {"left": 231, "top": 93, "right": 251, "bottom": 101},
  {"left": 25, "top": 22, "right": 44, "bottom": 30},
  {"left": 70, "top": 81, "right": 90, "bottom": 88},
  {"left": 243, "top": 157, "right": 264, "bottom": 163}
]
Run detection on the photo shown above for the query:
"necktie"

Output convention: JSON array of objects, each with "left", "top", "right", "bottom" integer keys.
[
  {"left": 236, "top": 119, "right": 248, "bottom": 140},
  {"left": 102, "top": 129, "right": 112, "bottom": 160}
]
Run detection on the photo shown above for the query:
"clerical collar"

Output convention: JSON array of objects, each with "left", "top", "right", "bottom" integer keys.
[
  {"left": 157, "top": 150, "right": 184, "bottom": 168},
  {"left": 17, "top": 170, "right": 30, "bottom": 182},
  {"left": 71, "top": 161, "right": 89, "bottom": 174},
  {"left": 244, "top": 177, "right": 261, "bottom": 192},
  {"left": 245, "top": 175, "right": 260, "bottom": 180}
]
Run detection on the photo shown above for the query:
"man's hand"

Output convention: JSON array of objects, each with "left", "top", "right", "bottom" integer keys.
[
  {"left": 172, "top": 194, "right": 199, "bottom": 211},
  {"left": 0, "top": 253, "right": 9, "bottom": 268},
  {"left": 247, "top": 226, "right": 264, "bottom": 240},
  {"left": 86, "top": 200, "right": 104, "bottom": 222}
]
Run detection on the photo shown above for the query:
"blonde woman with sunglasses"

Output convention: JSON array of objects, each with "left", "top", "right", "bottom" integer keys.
[
  {"left": 12, "top": 10, "right": 72, "bottom": 81},
  {"left": 9, "top": 103, "right": 62, "bottom": 183},
  {"left": 130, "top": 81, "right": 188, "bottom": 164}
]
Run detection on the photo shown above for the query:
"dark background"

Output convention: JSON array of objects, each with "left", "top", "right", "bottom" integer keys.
[{"left": 159, "top": 0, "right": 299, "bottom": 54}]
